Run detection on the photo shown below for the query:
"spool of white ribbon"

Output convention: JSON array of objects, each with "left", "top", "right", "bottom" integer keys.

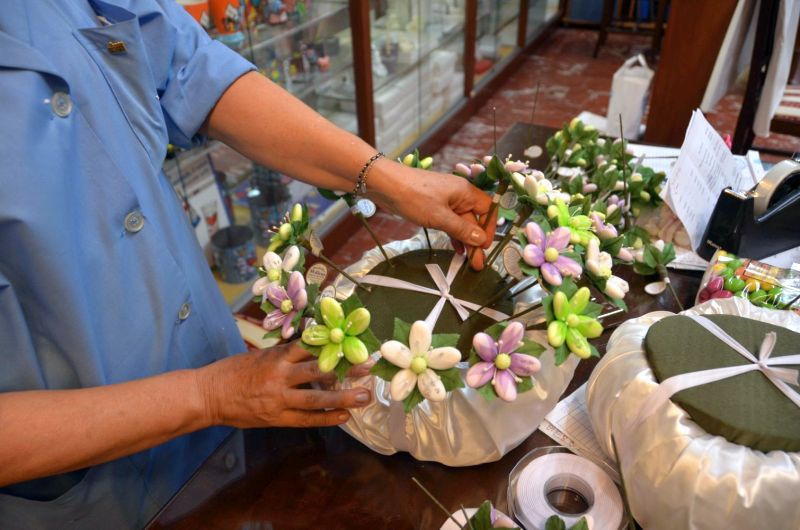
[
  {"left": 512, "top": 452, "right": 624, "bottom": 530},
  {"left": 633, "top": 315, "right": 800, "bottom": 428}
]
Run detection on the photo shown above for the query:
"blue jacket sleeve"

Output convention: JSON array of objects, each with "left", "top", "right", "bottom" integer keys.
[{"left": 142, "top": 0, "right": 255, "bottom": 147}]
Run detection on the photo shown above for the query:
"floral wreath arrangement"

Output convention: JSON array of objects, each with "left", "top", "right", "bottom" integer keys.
[{"left": 252, "top": 118, "right": 677, "bottom": 414}]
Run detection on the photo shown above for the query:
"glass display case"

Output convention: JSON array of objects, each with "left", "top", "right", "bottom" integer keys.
[
  {"left": 370, "top": 0, "right": 467, "bottom": 158},
  {"left": 526, "top": 0, "right": 561, "bottom": 44},
  {"left": 474, "top": 0, "right": 519, "bottom": 87}
]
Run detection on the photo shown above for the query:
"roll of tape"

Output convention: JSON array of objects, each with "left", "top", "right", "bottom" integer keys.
[
  {"left": 508, "top": 448, "right": 624, "bottom": 530},
  {"left": 752, "top": 160, "right": 800, "bottom": 216}
]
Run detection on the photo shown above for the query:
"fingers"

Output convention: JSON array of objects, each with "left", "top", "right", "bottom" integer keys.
[
  {"left": 281, "top": 341, "right": 314, "bottom": 363},
  {"left": 287, "top": 357, "right": 375, "bottom": 386},
  {"left": 278, "top": 409, "right": 352, "bottom": 428},
  {"left": 347, "top": 358, "right": 375, "bottom": 378},
  {"left": 284, "top": 388, "right": 372, "bottom": 410},
  {"left": 433, "top": 208, "right": 486, "bottom": 247},
  {"left": 479, "top": 209, "right": 498, "bottom": 249},
  {"left": 462, "top": 177, "right": 493, "bottom": 215}
]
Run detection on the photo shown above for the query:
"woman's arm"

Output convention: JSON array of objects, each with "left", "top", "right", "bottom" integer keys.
[
  {"left": 204, "top": 72, "right": 496, "bottom": 263},
  {"left": 0, "top": 343, "right": 370, "bottom": 487}
]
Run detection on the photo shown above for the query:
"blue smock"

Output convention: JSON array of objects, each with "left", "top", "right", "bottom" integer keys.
[{"left": 0, "top": 0, "right": 254, "bottom": 526}]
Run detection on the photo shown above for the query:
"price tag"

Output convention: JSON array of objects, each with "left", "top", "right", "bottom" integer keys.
[
  {"left": 321, "top": 285, "right": 337, "bottom": 299},
  {"left": 306, "top": 263, "right": 328, "bottom": 285},
  {"left": 309, "top": 232, "right": 324, "bottom": 256},
  {"left": 351, "top": 198, "right": 377, "bottom": 218},
  {"left": 499, "top": 191, "right": 518, "bottom": 210},
  {"left": 502, "top": 245, "right": 524, "bottom": 280}
]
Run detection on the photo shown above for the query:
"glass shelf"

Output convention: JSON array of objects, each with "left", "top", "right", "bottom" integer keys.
[
  {"left": 474, "top": 0, "right": 520, "bottom": 88},
  {"left": 370, "top": 0, "right": 467, "bottom": 158}
]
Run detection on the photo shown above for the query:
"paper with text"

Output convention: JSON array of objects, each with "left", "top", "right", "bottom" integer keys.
[
  {"left": 660, "top": 110, "right": 751, "bottom": 251},
  {"left": 538, "top": 383, "right": 619, "bottom": 482}
]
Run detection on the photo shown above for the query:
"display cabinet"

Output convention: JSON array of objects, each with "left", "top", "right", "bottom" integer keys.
[
  {"left": 169, "top": 0, "right": 562, "bottom": 309},
  {"left": 369, "top": 0, "right": 467, "bottom": 158}
]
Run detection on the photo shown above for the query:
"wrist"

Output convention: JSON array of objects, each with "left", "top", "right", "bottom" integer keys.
[{"left": 192, "top": 365, "right": 221, "bottom": 428}]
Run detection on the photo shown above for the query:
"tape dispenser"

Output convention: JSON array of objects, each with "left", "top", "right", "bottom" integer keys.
[{"left": 699, "top": 158, "right": 800, "bottom": 260}]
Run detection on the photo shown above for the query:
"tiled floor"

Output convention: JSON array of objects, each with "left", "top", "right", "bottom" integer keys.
[{"left": 328, "top": 27, "right": 800, "bottom": 266}]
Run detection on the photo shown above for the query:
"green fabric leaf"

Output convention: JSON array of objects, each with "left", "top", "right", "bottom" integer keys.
[
  {"left": 498, "top": 206, "right": 518, "bottom": 221},
  {"left": 304, "top": 283, "right": 320, "bottom": 314},
  {"left": 589, "top": 343, "right": 600, "bottom": 359},
  {"left": 358, "top": 328, "right": 382, "bottom": 354},
  {"left": 545, "top": 515, "right": 566, "bottom": 530},
  {"left": 569, "top": 517, "right": 590, "bottom": 530},
  {"left": 516, "top": 340, "right": 545, "bottom": 356},
  {"left": 438, "top": 367, "right": 465, "bottom": 392},
  {"left": 643, "top": 244, "right": 660, "bottom": 268},
  {"left": 609, "top": 296, "right": 628, "bottom": 311},
  {"left": 558, "top": 277, "right": 579, "bottom": 299},
  {"left": 583, "top": 301, "right": 604, "bottom": 319},
  {"left": 483, "top": 321, "right": 509, "bottom": 341},
  {"left": 554, "top": 344, "right": 570, "bottom": 366},
  {"left": 633, "top": 262, "right": 657, "bottom": 276},
  {"left": 393, "top": 318, "right": 412, "bottom": 343},
  {"left": 661, "top": 242, "right": 676, "bottom": 264},
  {"left": 467, "top": 501, "right": 494, "bottom": 529},
  {"left": 486, "top": 154, "right": 508, "bottom": 183},
  {"left": 334, "top": 357, "right": 353, "bottom": 382},
  {"left": 600, "top": 235, "right": 624, "bottom": 257},
  {"left": 403, "top": 387, "right": 426, "bottom": 413},
  {"left": 263, "top": 328, "right": 282, "bottom": 340},
  {"left": 543, "top": 294, "right": 555, "bottom": 323},
  {"left": 431, "top": 333, "right": 460, "bottom": 349},
  {"left": 317, "top": 188, "right": 342, "bottom": 201},
  {"left": 516, "top": 230, "right": 529, "bottom": 247},
  {"left": 370, "top": 358, "right": 401, "bottom": 382},
  {"left": 300, "top": 342, "right": 323, "bottom": 357},
  {"left": 477, "top": 382, "right": 498, "bottom": 402},
  {"left": 519, "top": 261, "right": 540, "bottom": 277},
  {"left": 516, "top": 375, "right": 534, "bottom": 394},
  {"left": 313, "top": 299, "right": 323, "bottom": 325},
  {"left": 341, "top": 293, "right": 364, "bottom": 316}
]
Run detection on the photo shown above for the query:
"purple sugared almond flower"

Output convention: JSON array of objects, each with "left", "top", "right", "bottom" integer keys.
[
  {"left": 590, "top": 213, "right": 618, "bottom": 240},
  {"left": 466, "top": 322, "right": 541, "bottom": 402},
  {"left": 262, "top": 271, "right": 308, "bottom": 339},
  {"left": 522, "top": 222, "right": 582, "bottom": 286}
]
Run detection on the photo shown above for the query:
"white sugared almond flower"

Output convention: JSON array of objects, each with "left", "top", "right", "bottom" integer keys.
[
  {"left": 380, "top": 321, "right": 461, "bottom": 402},
  {"left": 252, "top": 245, "right": 301, "bottom": 296}
]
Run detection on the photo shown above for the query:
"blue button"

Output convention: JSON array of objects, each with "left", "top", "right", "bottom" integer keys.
[
  {"left": 124, "top": 210, "right": 144, "bottom": 233},
  {"left": 51, "top": 91, "right": 72, "bottom": 118}
]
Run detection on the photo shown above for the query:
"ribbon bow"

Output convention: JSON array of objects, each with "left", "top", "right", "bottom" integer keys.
[
  {"left": 634, "top": 315, "right": 800, "bottom": 428},
  {"left": 360, "top": 252, "right": 509, "bottom": 329}
]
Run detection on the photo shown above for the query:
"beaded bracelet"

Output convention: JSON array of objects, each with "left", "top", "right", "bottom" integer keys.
[{"left": 353, "top": 152, "right": 385, "bottom": 196}]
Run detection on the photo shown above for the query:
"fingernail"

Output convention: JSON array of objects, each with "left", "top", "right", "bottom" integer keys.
[
  {"left": 355, "top": 390, "right": 370, "bottom": 403},
  {"left": 470, "top": 229, "right": 485, "bottom": 245},
  {"left": 338, "top": 412, "right": 350, "bottom": 422}
]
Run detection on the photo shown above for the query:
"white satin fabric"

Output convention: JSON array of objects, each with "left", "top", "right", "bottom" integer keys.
[
  {"left": 333, "top": 231, "right": 577, "bottom": 466},
  {"left": 586, "top": 297, "right": 800, "bottom": 530}
]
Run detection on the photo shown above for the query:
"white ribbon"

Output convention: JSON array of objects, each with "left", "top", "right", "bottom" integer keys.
[
  {"left": 634, "top": 315, "right": 800, "bottom": 428},
  {"left": 360, "top": 251, "right": 509, "bottom": 329}
]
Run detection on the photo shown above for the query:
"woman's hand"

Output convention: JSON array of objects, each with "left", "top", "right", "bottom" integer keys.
[
  {"left": 196, "top": 342, "right": 373, "bottom": 428},
  {"left": 367, "top": 160, "right": 497, "bottom": 270}
]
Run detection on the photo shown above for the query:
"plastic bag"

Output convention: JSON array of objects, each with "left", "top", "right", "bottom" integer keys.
[
  {"left": 695, "top": 249, "right": 800, "bottom": 314},
  {"left": 606, "top": 54, "right": 654, "bottom": 139}
]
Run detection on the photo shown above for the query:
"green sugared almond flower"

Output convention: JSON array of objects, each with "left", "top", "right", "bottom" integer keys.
[
  {"left": 302, "top": 297, "right": 371, "bottom": 372},
  {"left": 546, "top": 287, "right": 603, "bottom": 359}
]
